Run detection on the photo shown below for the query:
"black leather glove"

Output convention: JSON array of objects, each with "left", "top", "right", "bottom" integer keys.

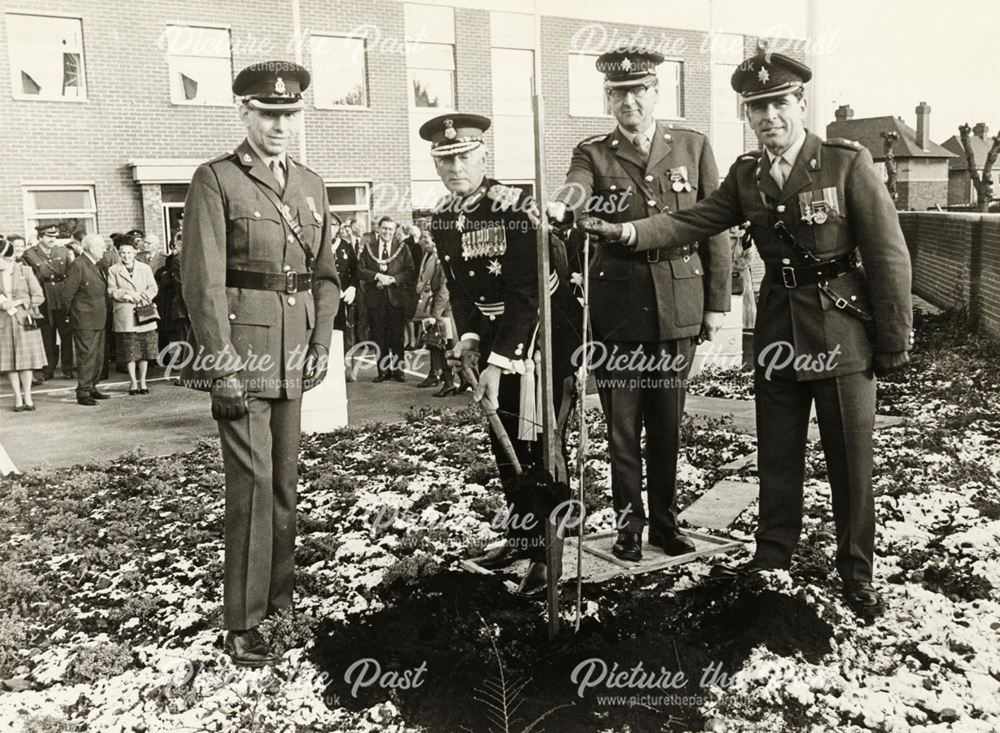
[
  {"left": 302, "top": 343, "right": 329, "bottom": 392},
  {"left": 578, "top": 216, "right": 624, "bottom": 243},
  {"left": 546, "top": 202, "right": 575, "bottom": 238},
  {"left": 211, "top": 375, "right": 247, "bottom": 421},
  {"left": 873, "top": 351, "right": 910, "bottom": 377}
]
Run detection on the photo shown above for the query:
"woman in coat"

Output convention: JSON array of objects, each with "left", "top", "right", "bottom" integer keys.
[
  {"left": 411, "top": 230, "right": 460, "bottom": 395},
  {"left": 0, "top": 236, "right": 47, "bottom": 411},
  {"left": 107, "top": 237, "right": 158, "bottom": 394}
]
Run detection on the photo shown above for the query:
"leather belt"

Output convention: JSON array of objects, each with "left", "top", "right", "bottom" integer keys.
[
  {"left": 764, "top": 252, "right": 859, "bottom": 289},
  {"left": 226, "top": 269, "right": 312, "bottom": 294},
  {"left": 600, "top": 242, "right": 695, "bottom": 263}
]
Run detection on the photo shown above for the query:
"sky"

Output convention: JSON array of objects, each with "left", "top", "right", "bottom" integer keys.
[{"left": 809, "top": 0, "right": 999, "bottom": 142}]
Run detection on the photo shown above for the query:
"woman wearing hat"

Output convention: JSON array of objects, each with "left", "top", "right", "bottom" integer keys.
[
  {"left": 107, "top": 235, "right": 159, "bottom": 394},
  {"left": 0, "top": 236, "right": 48, "bottom": 410}
]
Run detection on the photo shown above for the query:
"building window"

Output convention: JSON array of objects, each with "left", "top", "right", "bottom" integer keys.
[
  {"left": 311, "top": 34, "right": 368, "bottom": 108},
  {"left": 6, "top": 13, "right": 86, "bottom": 101},
  {"left": 408, "top": 42, "right": 455, "bottom": 109},
  {"left": 326, "top": 183, "right": 371, "bottom": 233},
  {"left": 714, "top": 63, "right": 745, "bottom": 121},
  {"left": 23, "top": 186, "right": 97, "bottom": 239},
  {"left": 163, "top": 24, "right": 233, "bottom": 106},
  {"left": 568, "top": 54, "right": 684, "bottom": 119}
]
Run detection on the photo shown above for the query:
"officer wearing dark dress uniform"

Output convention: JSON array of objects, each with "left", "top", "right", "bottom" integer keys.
[
  {"left": 22, "top": 223, "right": 74, "bottom": 379},
  {"left": 181, "top": 61, "right": 340, "bottom": 665},
  {"left": 580, "top": 51, "right": 913, "bottom": 616},
  {"left": 421, "top": 113, "right": 582, "bottom": 598},
  {"left": 553, "top": 48, "right": 732, "bottom": 563}
]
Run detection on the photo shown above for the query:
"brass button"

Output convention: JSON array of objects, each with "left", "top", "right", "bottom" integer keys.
[
  {"left": 694, "top": 269, "right": 701, "bottom": 275},
  {"left": 777, "top": 205, "right": 786, "bottom": 213},
  {"left": 478, "top": 296, "right": 485, "bottom": 301},
  {"left": 228, "top": 313, "right": 236, "bottom": 320},
  {"left": 683, "top": 255, "right": 690, "bottom": 262},
  {"left": 665, "top": 133, "right": 672, "bottom": 140},
  {"left": 647, "top": 199, "right": 656, "bottom": 206},
  {"left": 610, "top": 185, "right": 617, "bottom": 191},
  {"left": 469, "top": 270, "right": 475, "bottom": 277},
  {"left": 599, "top": 271, "right": 604, "bottom": 277},
  {"left": 287, "top": 296, "right": 296, "bottom": 305},
  {"left": 782, "top": 258, "right": 791, "bottom": 265},
  {"left": 283, "top": 264, "right": 291, "bottom": 272},
  {"left": 287, "top": 235, "right": 294, "bottom": 243},
  {"left": 645, "top": 175, "right": 654, "bottom": 182},
  {"left": 444, "top": 255, "right": 450, "bottom": 261},
  {"left": 850, "top": 295, "right": 857, "bottom": 301},
  {"left": 253, "top": 211, "right": 261, "bottom": 218},
  {"left": 488, "top": 315, "right": 496, "bottom": 321}
]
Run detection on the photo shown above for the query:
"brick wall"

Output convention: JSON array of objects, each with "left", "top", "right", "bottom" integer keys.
[
  {"left": 898, "top": 180, "right": 949, "bottom": 212},
  {"left": 948, "top": 170, "right": 972, "bottom": 206},
  {"left": 900, "top": 212, "right": 1000, "bottom": 339}
]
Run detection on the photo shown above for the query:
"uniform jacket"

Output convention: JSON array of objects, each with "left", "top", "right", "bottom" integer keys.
[
  {"left": 21, "top": 243, "right": 71, "bottom": 316},
  {"left": 631, "top": 131, "right": 913, "bottom": 380},
  {"left": 430, "top": 179, "right": 581, "bottom": 383},
  {"left": 0, "top": 263, "right": 45, "bottom": 332},
  {"left": 181, "top": 139, "right": 341, "bottom": 398},
  {"left": 107, "top": 261, "right": 158, "bottom": 333},
  {"left": 557, "top": 121, "right": 731, "bottom": 342},
  {"left": 358, "top": 233, "right": 414, "bottom": 309},
  {"left": 64, "top": 254, "right": 109, "bottom": 331},
  {"left": 332, "top": 236, "right": 359, "bottom": 292}
]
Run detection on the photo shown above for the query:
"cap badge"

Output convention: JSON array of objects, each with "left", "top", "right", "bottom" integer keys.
[
  {"left": 621, "top": 56, "right": 632, "bottom": 72},
  {"left": 275, "top": 77, "right": 287, "bottom": 94},
  {"left": 443, "top": 119, "right": 457, "bottom": 140},
  {"left": 757, "top": 67, "right": 770, "bottom": 84}
]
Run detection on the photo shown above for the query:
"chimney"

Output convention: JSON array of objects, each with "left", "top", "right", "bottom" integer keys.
[
  {"left": 915, "top": 102, "right": 931, "bottom": 151},
  {"left": 835, "top": 104, "right": 854, "bottom": 122},
  {"left": 974, "top": 122, "right": 989, "bottom": 140}
]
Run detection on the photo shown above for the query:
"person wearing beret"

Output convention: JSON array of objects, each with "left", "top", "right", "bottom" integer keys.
[
  {"left": 422, "top": 112, "right": 582, "bottom": 598},
  {"left": 551, "top": 47, "right": 732, "bottom": 564},
  {"left": 21, "top": 223, "right": 75, "bottom": 380},
  {"left": 181, "top": 60, "right": 340, "bottom": 666},
  {"left": 63, "top": 234, "right": 112, "bottom": 405},
  {"left": 580, "top": 51, "right": 914, "bottom": 617},
  {"left": 0, "top": 235, "right": 48, "bottom": 411}
]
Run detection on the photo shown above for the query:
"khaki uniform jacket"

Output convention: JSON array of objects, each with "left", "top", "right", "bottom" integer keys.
[
  {"left": 21, "top": 244, "right": 71, "bottom": 317},
  {"left": 632, "top": 132, "right": 913, "bottom": 379},
  {"left": 557, "top": 122, "right": 732, "bottom": 342},
  {"left": 181, "top": 139, "right": 340, "bottom": 398}
]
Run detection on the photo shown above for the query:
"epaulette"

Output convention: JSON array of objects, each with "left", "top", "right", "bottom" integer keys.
[
  {"left": 208, "top": 150, "right": 232, "bottom": 164},
  {"left": 737, "top": 151, "right": 762, "bottom": 162},
  {"left": 664, "top": 123, "right": 704, "bottom": 136},
  {"left": 289, "top": 156, "right": 320, "bottom": 177},
  {"left": 824, "top": 138, "right": 864, "bottom": 152},
  {"left": 487, "top": 183, "right": 522, "bottom": 210},
  {"left": 578, "top": 132, "right": 609, "bottom": 146}
]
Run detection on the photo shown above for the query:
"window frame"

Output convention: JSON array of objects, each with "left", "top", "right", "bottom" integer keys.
[
  {"left": 310, "top": 33, "right": 370, "bottom": 110},
  {"left": 407, "top": 41, "right": 456, "bottom": 111},
  {"left": 22, "top": 183, "right": 98, "bottom": 240},
  {"left": 325, "top": 181, "right": 371, "bottom": 231},
  {"left": 162, "top": 22, "right": 234, "bottom": 107},
  {"left": 567, "top": 53, "right": 686, "bottom": 121},
  {"left": 5, "top": 10, "right": 88, "bottom": 103}
]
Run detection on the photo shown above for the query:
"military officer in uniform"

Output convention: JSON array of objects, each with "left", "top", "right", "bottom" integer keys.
[
  {"left": 332, "top": 221, "right": 359, "bottom": 381},
  {"left": 181, "top": 61, "right": 340, "bottom": 665},
  {"left": 580, "top": 51, "right": 913, "bottom": 616},
  {"left": 22, "top": 223, "right": 75, "bottom": 380},
  {"left": 421, "top": 113, "right": 581, "bottom": 597},
  {"left": 552, "top": 47, "right": 731, "bottom": 563}
]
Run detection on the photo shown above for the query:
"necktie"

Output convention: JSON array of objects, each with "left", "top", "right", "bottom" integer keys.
[
  {"left": 770, "top": 155, "right": 790, "bottom": 189},
  {"left": 270, "top": 160, "right": 286, "bottom": 191},
  {"left": 634, "top": 132, "right": 651, "bottom": 161},
  {"left": 381, "top": 242, "right": 388, "bottom": 260}
]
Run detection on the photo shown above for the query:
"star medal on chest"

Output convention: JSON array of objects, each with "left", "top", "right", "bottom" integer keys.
[
  {"left": 670, "top": 166, "right": 692, "bottom": 193},
  {"left": 798, "top": 187, "right": 838, "bottom": 225},
  {"left": 487, "top": 259, "right": 502, "bottom": 276},
  {"left": 456, "top": 212, "right": 466, "bottom": 232}
]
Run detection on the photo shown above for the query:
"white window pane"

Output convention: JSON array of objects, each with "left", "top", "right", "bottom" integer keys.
[
  {"left": 408, "top": 42, "right": 455, "bottom": 70},
  {"left": 490, "top": 11, "right": 534, "bottom": 50},
  {"left": 170, "top": 56, "right": 232, "bottom": 104},
  {"left": 491, "top": 48, "right": 533, "bottom": 115},
  {"left": 164, "top": 25, "right": 230, "bottom": 59},
  {"left": 656, "top": 61, "right": 683, "bottom": 119},
  {"left": 31, "top": 189, "right": 93, "bottom": 211},
  {"left": 405, "top": 4, "right": 454, "bottom": 44},
  {"left": 568, "top": 54, "right": 606, "bottom": 117},
  {"left": 311, "top": 36, "right": 367, "bottom": 107},
  {"left": 7, "top": 14, "right": 86, "bottom": 99},
  {"left": 411, "top": 69, "right": 454, "bottom": 108}
]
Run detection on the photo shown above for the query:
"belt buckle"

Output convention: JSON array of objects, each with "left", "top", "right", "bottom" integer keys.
[
  {"left": 780, "top": 266, "right": 797, "bottom": 288},
  {"left": 646, "top": 249, "right": 660, "bottom": 264},
  {"left": 284, "top": 271, "right": 298, "bottom": 294},
  {"left": 835, "top": 297, "right": 848, "bottom": 309}
]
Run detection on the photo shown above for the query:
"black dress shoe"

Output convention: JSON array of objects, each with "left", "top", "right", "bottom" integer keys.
[
  {"left": 708, "top": 558, "right": 773, "bottom": 579},
  {"left": 416, "top": 371, "right": 440, "bottom": 388},
  {"left": 14, "top": 404, "right": 28, "bottom": 412},
  {"left": 77, "top": 397, "right": 98, "bottom": 406},
  {"left": 611, "top": 531, "right": 642, "bottom": 562},
  {"left": 90, "top": 391, "right": 111, "bottom": 400},
  {"left": 648, "top": 529, "right": 697, "bottom": 556},
  {"left": 516, "top": 561, "right": 552, "bottom": 599},
  {"left": 472, "top": 541, "right": 527, "bottom": 570},
  {"left": 373, "top": 373, "right": 389, "bottom": 383},
  {"left": 138, "top": 387, "right": 149, "bottom": 394},
  {"left": 129, "top": 388, "right": 140, "bottom": 396},
  {"left": 391, "top": 371, "right": 406, "bottom": 383},
  {"left": 433, "top": 383, "right": 457, "bottom": 397},
  {"left": 224, "top": 628, "right": 276, "bottom": 668},
  {"left": 842, "top": 580, "right": 884, "bottom": 618},
  {"left": 24, "top": 403, "right": 36, "bottom": 411}
]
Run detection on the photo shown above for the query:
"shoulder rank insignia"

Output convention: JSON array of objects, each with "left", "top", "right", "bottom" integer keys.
[{"left": 487, "top": 184, "right": 521, "bottom": 211}]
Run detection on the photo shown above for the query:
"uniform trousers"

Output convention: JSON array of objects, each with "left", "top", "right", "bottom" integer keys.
[
  {"left": 217, "top": 396, "right": 301, "bottom": 631},
  {"left": 597, "top": 338, "right": 696, "bottom": 535},
  {"left": 73, "top": 328, "right": 105, "bottom": 398},
  {"left": 40, "top": 310, "right": 74, "bottom": 376},
  {"left": 753, "top": 368, "right": 877, "bottom": 581}
]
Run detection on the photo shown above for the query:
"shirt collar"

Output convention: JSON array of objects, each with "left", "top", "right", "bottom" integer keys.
[
  {"left": 766, "top": 128, "right": 807, "bottom": 168},
  {"left": 246, "top": 137, "right": 287, "bottom": 171},
  {"left": 619, "top": 121, "right": 657, "bottom": 146}
]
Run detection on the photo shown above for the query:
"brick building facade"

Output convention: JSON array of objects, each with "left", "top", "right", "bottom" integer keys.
[{"left": 2, "top": 1, "right": 806, "bottom": 247}]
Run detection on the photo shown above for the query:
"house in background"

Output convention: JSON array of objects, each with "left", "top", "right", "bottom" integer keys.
[
  {"left": 941, "top": 123, "right": 999, "bottom": 208},
  {"left": 826, "top": 102, "right": 955, "bottom": 211}
]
